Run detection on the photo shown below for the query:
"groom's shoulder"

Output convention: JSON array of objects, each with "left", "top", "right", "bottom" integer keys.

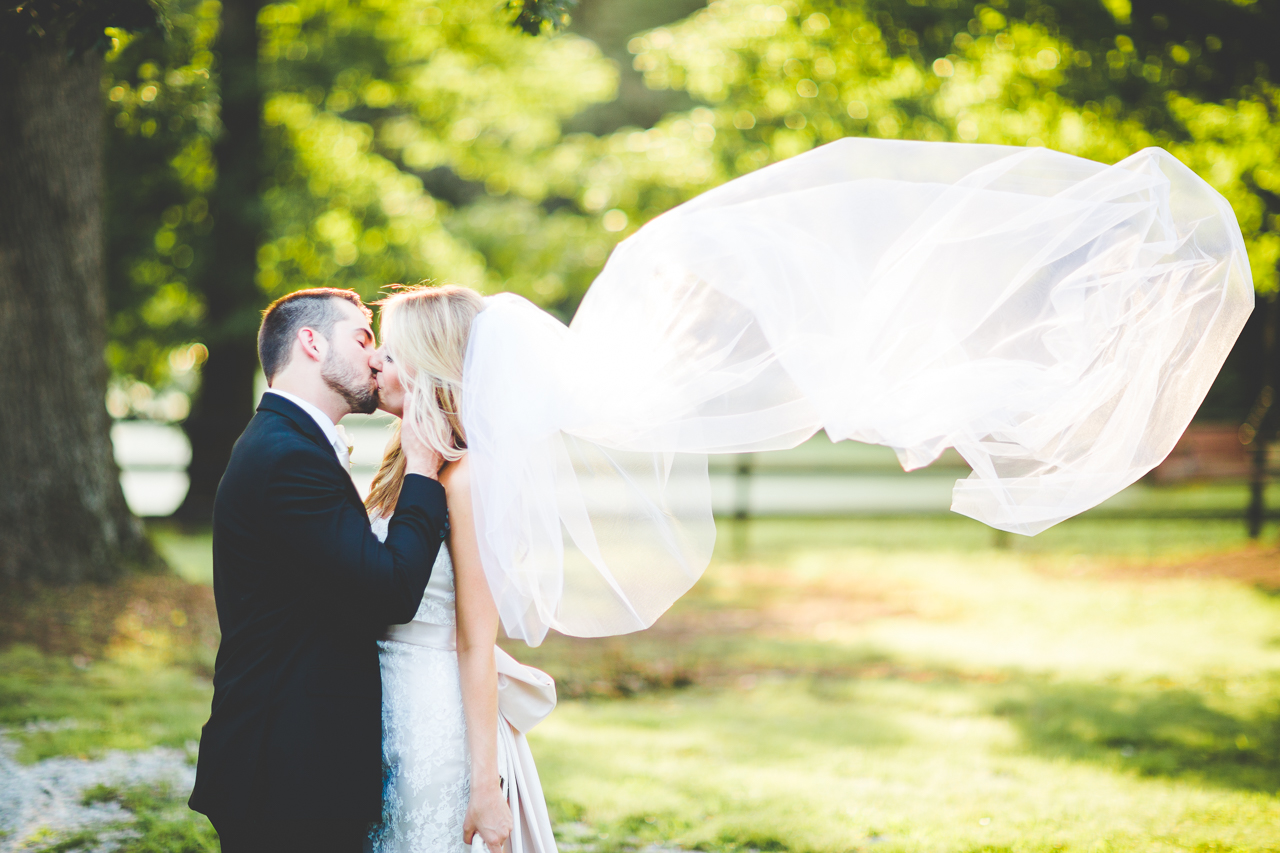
[
  {"left": 215, "top": 409, "right": 339, "bottom": 520},
  {"left": 233, "top": 406, "right": 330, "bottom": 469}
]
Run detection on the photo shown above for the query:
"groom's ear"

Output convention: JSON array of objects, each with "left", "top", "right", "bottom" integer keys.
[{"left": 295, "top": 326, "right": 327, "bottom": 363}]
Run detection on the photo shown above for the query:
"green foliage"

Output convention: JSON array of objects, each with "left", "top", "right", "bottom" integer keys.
[
  {"left": 98, "top": 0, "right": 1279, "bottom": 419},
  {"left": 103, "top": 0, "right": 623, "bottom": 409},
  {"left": 255, "top": 0, "right": 616, "bottom": 305},
  {"left": 507, "top": 0, "right": 577, "bottom": 36},
  {"left": 611, "top": 0, "right": 1278, "bottom": 292},
  {"left": 1, "top": 0, "right": 158, "bottom": 54},
  {"left": 102, "top": 0, "right": 218, "bottom": 419},
  {"left": 1170, "top": 86, "right": 1280, "bottom": 295}
]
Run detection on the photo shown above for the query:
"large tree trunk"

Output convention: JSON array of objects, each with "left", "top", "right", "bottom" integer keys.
[
  {"left": 176, "top": 0, "right": 266, "bottom": 523},
  {"left": 0, "top": 42, "right": 157, "bottom": 586}
]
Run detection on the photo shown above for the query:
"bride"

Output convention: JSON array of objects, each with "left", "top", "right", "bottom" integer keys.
[{"left": 364, "top": 285, "right": 557, "bottom": 853}]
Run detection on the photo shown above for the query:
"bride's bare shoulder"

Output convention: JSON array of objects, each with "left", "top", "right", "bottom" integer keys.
[{"left": 438, "top": 452, "right": 470, "bottom": 496}]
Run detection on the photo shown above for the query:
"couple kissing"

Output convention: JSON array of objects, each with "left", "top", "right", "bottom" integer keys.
[{"left": 188, "top": 286, "right": 556, "bottom": 853}]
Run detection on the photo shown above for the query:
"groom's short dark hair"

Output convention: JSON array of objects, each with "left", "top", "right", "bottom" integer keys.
[{"left": 258, "top": 288, "right": 371, "bottom": 382}]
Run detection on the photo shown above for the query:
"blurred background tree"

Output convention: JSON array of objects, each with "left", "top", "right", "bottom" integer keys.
[
  {"left": 0, "top": 0, "right": 163, "bottom": 585},
  {"left": 103, "top": 0, "right": 622, "bottom": 519},
  {"left": 0, "top": 0, "right": 608, "bottom": 586}
]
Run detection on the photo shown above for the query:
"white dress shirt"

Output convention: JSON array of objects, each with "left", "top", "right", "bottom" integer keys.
[{"left": 265, "top": 388, "right": 349, "bottom": 467}]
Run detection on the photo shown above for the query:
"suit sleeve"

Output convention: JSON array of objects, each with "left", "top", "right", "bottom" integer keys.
[{"left": 264, "top": 445, "right": 448, "bottom": 626}]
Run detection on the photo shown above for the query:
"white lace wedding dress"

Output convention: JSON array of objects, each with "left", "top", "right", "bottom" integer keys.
[{"left": 369, "top": 514, "right": 558, "bottom": 853}]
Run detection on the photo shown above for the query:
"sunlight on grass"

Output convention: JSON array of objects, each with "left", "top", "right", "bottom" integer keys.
[
  {"left": 0, "top": 646, "right": 210, "bottom": 763},
  {"left": 149, "top": 524, "right": 213, "bottom": 586},
  {"left": 771, "top": 547, "right": 1280, "bottom": 680},
  {"left": 512, "top": 517, "right": 1280, "bottom": 853},
  {"left": 533, "top": 678, "right": 1280, "bottom": 853}
]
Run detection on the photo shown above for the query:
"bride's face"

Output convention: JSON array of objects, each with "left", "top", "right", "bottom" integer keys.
[{"left": 375, "top": 347, "right": 405, "bottom": 418}]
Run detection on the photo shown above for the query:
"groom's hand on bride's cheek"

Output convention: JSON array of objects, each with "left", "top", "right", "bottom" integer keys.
[{"left": 400, "top": 420, "right": 444, "bottom": 480}]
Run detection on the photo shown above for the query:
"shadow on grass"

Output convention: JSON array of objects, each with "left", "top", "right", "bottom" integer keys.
[{"left": 991, "top": 674, "right": 1280, "bottom": 793}]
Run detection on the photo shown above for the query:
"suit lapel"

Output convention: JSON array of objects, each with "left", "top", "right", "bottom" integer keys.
[{"left": 257, "top": 394, "right": 365, "bottom": 506}]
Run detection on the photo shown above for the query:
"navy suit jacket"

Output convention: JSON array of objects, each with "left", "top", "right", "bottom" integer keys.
[{"left": 189, "top": 393, "right": 447, "bottom": 824}]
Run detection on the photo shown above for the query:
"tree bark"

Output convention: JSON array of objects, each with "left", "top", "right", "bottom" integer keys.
[
  {"left": 1245, "top": 292, "right": 1277, "bottom": 539},
  {"left": 0, "top": 42, "right": 157, "bottom": 586},
  {"left": 176, "top": 0, "right": 266, "bottom": 523}
]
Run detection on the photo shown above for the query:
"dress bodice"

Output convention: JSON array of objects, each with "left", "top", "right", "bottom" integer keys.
[{"left": 371, "top": 514, "right": 456, "bottom": 626}]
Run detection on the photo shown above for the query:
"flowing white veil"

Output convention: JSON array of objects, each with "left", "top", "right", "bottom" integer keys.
[{"left": 461, "top": 138, "right": 1254, "bottom": 646}]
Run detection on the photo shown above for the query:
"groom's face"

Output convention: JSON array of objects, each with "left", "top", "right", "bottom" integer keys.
[{"left": 320, "top": 300, "right": 381, "bottom": 415}]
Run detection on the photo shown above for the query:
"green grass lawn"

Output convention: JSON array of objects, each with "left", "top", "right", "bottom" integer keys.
[
  {"left": 513, "top": 517, "right": 1280, "bottom": 853},
  {"left": 0, "top": 645, "right": 210, "bottom": 764},
  {"left": 536, "top": 681, "right": 1280, "bottom": 853},
  {"left": 150, "top": 524, "right": 214, "bottom": 586},
  {"left": 3, "top": 515, "right": 1279, "bottom": 852}
]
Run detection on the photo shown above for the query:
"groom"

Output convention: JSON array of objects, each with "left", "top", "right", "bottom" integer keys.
[{"left": 189, "top": 288, "right": 448, "bottom": 852}]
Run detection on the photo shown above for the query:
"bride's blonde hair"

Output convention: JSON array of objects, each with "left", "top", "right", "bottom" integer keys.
[{"left": 365, "top": 284, "right": 486, "bottom": 518}]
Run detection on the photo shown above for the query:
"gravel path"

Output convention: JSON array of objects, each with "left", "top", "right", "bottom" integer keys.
[{"left": 0, "top": 724, "right": 195, "bottom": 852}]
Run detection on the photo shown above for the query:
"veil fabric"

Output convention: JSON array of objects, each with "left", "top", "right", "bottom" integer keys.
[{"left": 461, "top": 138, "right": 1254, "bottom": 645}]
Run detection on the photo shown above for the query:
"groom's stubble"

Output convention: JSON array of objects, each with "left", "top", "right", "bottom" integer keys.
[{"left": 322, "top": 345, "right": 379, "bottom": 415}]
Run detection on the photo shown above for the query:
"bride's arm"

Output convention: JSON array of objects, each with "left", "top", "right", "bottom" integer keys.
[{"left": 444, "top": 455, "right": 513, "bottom": 850}]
